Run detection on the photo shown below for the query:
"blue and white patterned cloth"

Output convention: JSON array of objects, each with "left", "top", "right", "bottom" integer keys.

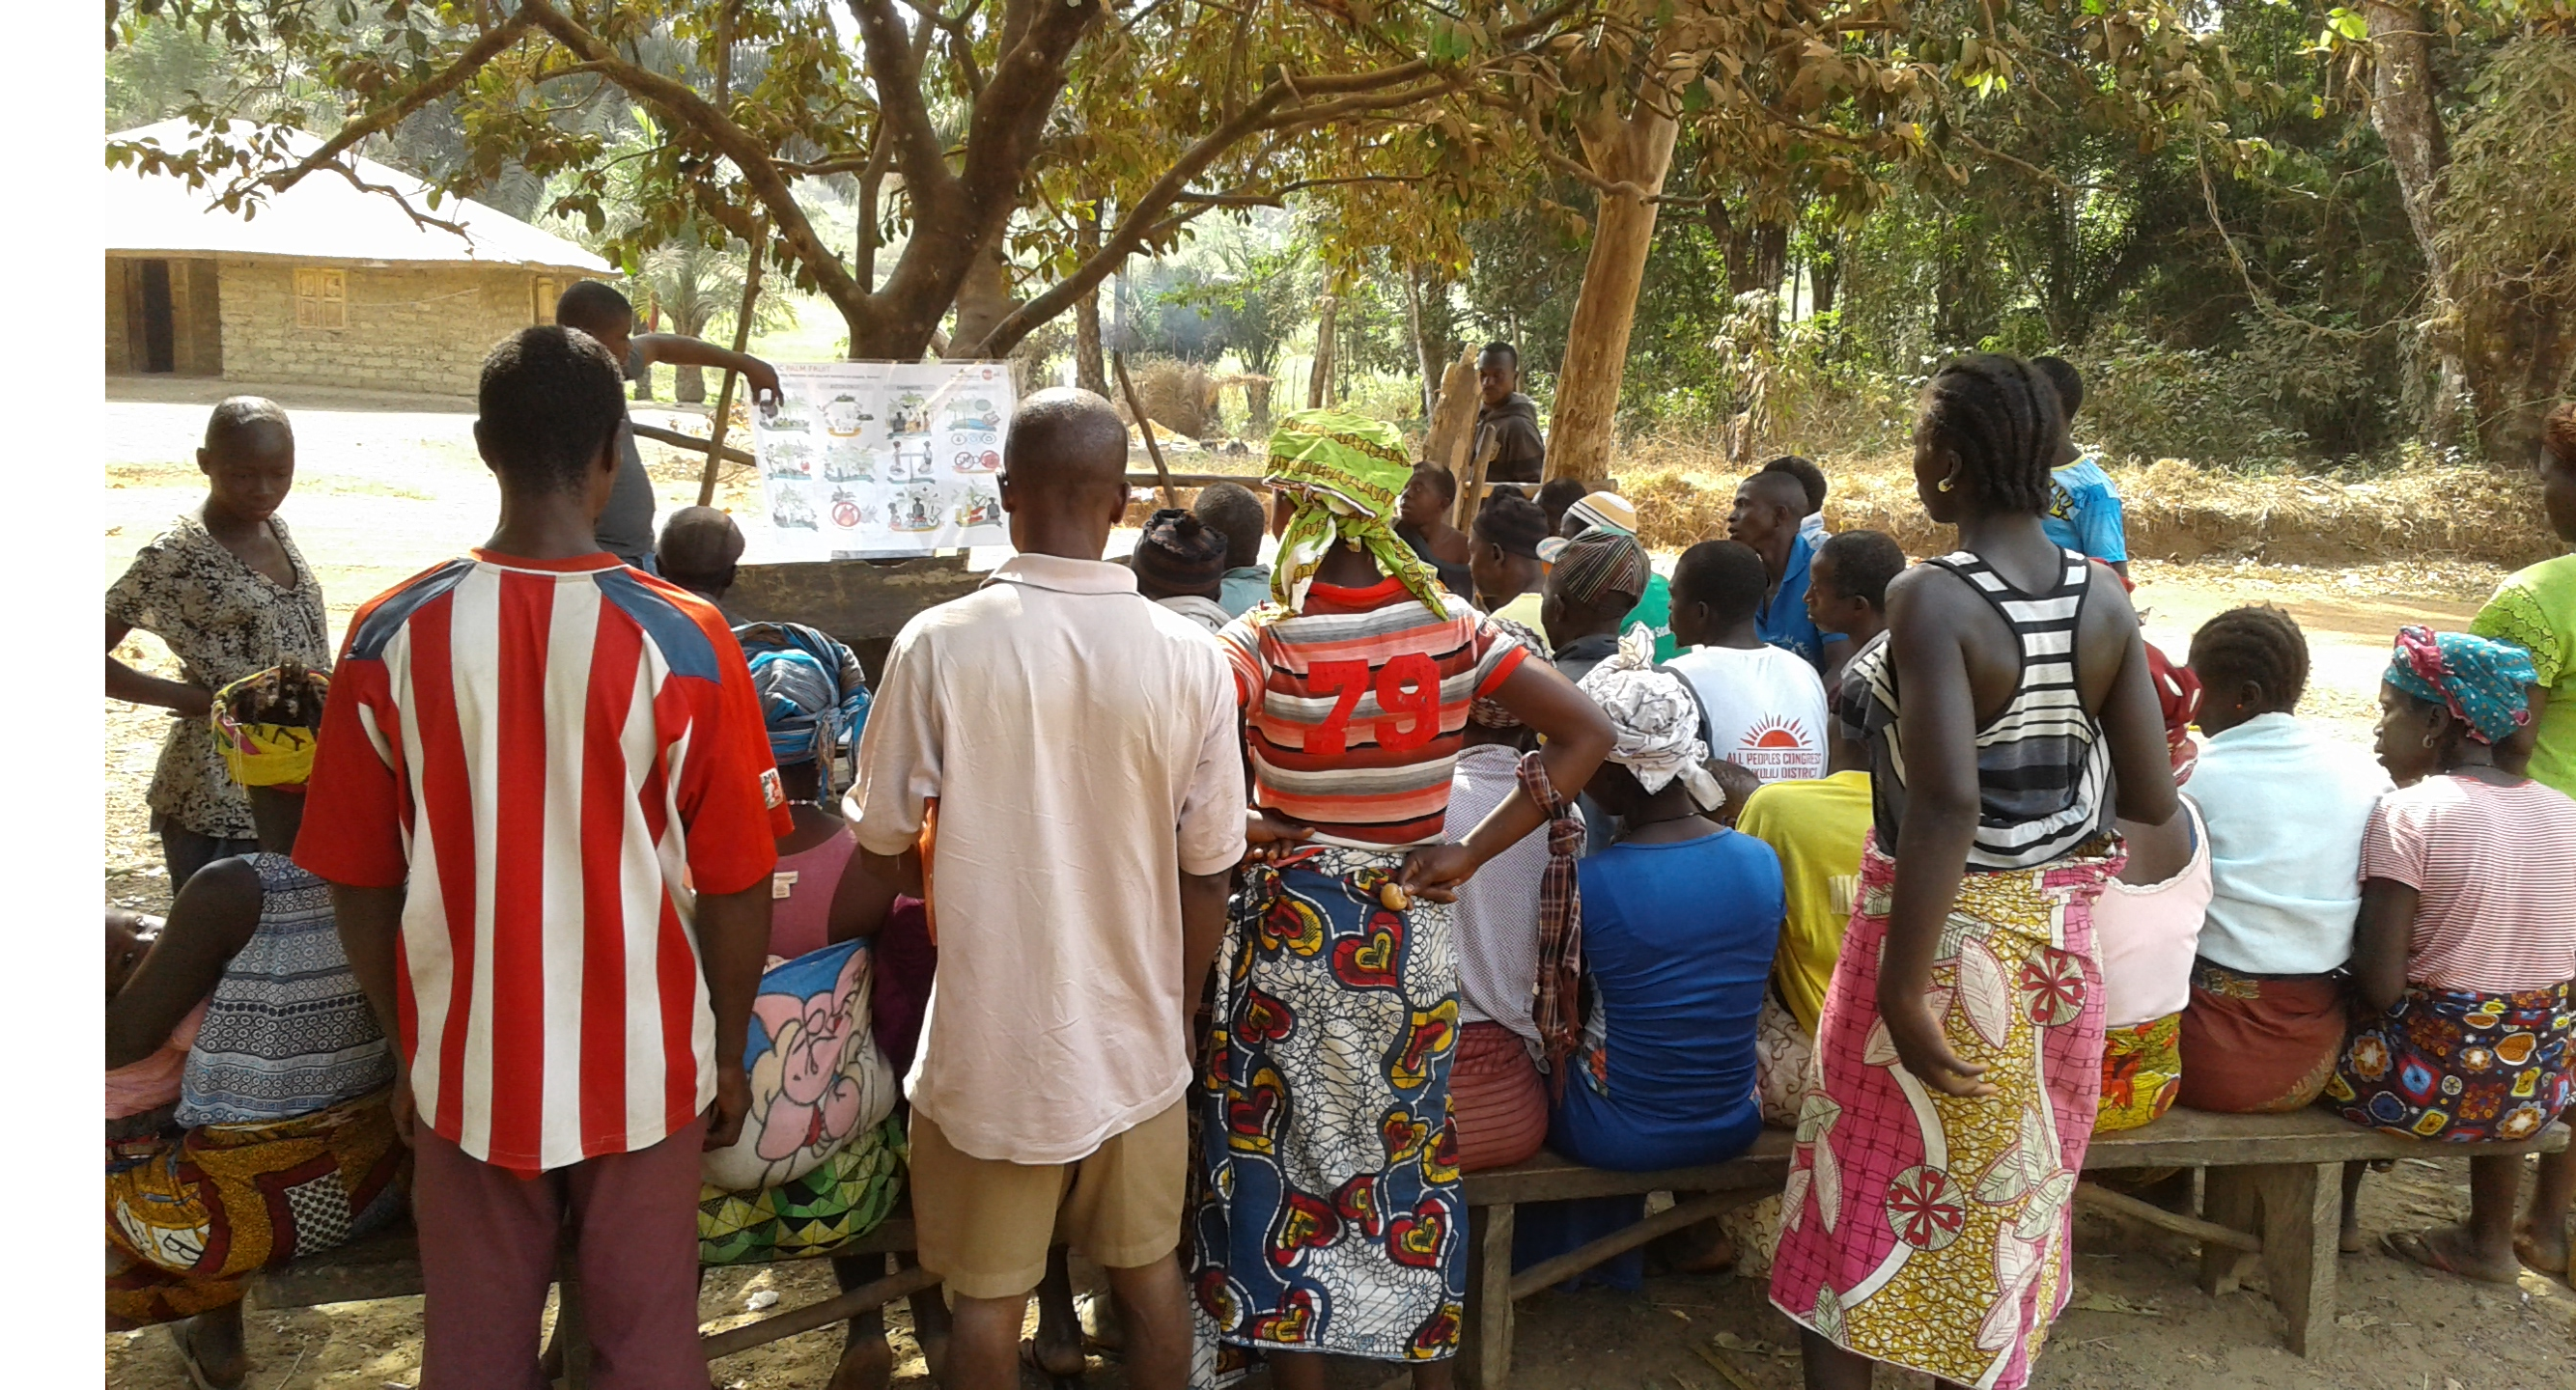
[
  {"left": 736, "top": 621, "right": 872, "bottom": 791},
  {"left": 178, "top": 853, "right": 395, "bottom": 1126}
]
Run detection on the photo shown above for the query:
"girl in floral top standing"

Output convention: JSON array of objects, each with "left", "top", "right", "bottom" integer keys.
[{"left": 106, "top": 398, "right": 330, "bottom": 887}]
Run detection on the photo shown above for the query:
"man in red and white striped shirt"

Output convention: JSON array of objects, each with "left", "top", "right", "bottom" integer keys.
[{"left": 297, "top": 326, "right": 787, "bottom": 1389}]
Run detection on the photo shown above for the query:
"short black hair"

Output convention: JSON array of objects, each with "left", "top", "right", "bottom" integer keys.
[
  {"left": 1535, "top": 476, "right": 1589, "bottom": 531},
  {"left": 1410, "top": 462, "right": 1459, "bottom": 505},
  {"left": 478, "top": 326, "right": 629, "bottom": 495},
  {"left": 2190, "top": 603, "right": 2310, "bottom": 713},
  {"left": 556, "top": 279, "right": 635, "bottom": 337},
  {"left": 1918, "top": 354, "right": 2062, "bottom": 515},
  {"left": 1761, "top": 455, "right": 1828, "bottom": 515},
  {"left": 1192, "top": 481, "right": 1268, "bottom": 570},
  {"left": 1670, "top": 539, "right": 1768, "bottom": 626},
  {"left": 2031, "top": 355, "right": 2084, "bottom": 419},
  {"left": 1816, "top": 530, "right": 1905, "bottom": 612},
  {"left": 1478, "top": 342, "right": 1519, "bottom": 368},
  {"left": 204, "top": 396, "right": 291, "bottom": 454},
  {"left": 1471, "top": 491, "right": 1549, "bottom": 557}
]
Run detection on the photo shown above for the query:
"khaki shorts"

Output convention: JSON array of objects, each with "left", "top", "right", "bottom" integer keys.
[{"left": 909, "top": 1099, "right": 1187, "bottom": 1299}]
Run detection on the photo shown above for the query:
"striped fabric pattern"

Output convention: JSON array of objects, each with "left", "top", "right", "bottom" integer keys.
[
  {"left": 295, "top": 550, "right": 788, "bottom": 1174},
  {"left": 1847, "top": 548, "right": 2113, "bottom": 870},
  {"left": 2361, "top": 773, "right": 2576, "bottom": 993},
  {"left": 1219, "top": 577, "right": 1527, "bottom": 848}
]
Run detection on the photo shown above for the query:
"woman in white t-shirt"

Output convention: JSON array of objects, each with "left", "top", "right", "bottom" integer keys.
[{"left": 1661, "top": 540, "right": 1830, "bottom": 784}]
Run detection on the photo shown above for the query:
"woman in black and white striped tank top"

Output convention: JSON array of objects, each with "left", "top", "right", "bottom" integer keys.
[
  {"left": 1775, "top": 356, "right": 2181, "bottom": 1390},
  {"left": 1842, "top": 544, "right": 2114, "bottom": 867}
]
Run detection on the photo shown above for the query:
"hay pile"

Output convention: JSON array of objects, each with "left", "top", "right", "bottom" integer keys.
[{"left": 1610, "top": 443, "right": 2561, "bottom": 569}]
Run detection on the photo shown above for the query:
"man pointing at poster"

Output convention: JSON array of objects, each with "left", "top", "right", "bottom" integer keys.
[{"left": 555, "top": 280, "right": 780, "bottom": 569}]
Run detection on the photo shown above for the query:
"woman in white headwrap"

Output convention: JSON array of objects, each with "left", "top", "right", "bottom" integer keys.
[{"left": 1513, "top": 629, "right": 1787, "bottom": 1290}]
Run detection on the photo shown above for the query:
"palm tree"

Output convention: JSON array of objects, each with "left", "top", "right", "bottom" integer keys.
[{"left": 630, "top": 240, "right": 780, "bottom": 403}]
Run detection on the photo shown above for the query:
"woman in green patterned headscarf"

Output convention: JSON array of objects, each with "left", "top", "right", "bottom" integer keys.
[
  {"left": 1254, "top": 408, "right": 1449, "bottom": 622},
  {"left": 1192, "top": 412, "right": 1614, "bottom": 1389}
]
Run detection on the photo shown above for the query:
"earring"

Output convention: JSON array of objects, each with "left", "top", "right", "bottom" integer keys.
[
  {"left": 1938, "top": 476, "right": 1956, "bottom": 493},
  {"left": 2421, "top": 733, "right": 2438, "bottom": 749}
]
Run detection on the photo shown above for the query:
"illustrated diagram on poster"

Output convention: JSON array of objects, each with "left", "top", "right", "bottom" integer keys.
[{"left": 744, "top": 361, "right": 1012, "bottom": 561}]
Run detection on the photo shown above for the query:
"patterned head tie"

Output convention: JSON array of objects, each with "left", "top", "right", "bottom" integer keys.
[
  {"left": 1576, "top": 626, "right": 1723, "bottom": 812},
  {"left": 2384, "top": 625, "right": 2536, "bottom": 745},
  {"left": 211, "top": 664, "right": 329, "bottom": 791},
  {"left": 736, "top": 621, "right": 872, "bottom": 797},
  {"left": 1470, "top": 617, "right": 1549, "bottom": 730},
  {"left": 1255, "top": 408, "right": 1446, "bottom": 623}
]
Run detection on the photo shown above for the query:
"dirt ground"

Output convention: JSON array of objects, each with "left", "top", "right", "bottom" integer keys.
[{"left": 102, "top": 381, "right": 2574, "bottom": 1388}]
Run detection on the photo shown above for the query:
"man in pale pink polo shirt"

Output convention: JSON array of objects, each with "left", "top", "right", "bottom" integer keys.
[{"left": 845, "top": 388, "right": 1245, "bottom": 1390}]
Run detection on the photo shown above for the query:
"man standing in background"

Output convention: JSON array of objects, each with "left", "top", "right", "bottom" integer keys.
[
  {"left": 555, "top": 280, "right": 782, "bottom": 570},
  {"left": 1474, "top": 342, "right": 1548, "bottom": 486}
]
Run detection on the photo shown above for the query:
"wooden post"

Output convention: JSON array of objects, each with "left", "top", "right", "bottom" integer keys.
[
  {"left": 1457, "top": 1204, "right": 1516, "bottom": 1390},
  {"left": 1422, "top": 345, "right": 1479, "bottom": 477},
  {"left": 696, "top": 228, "right": 768, "bottom": 507},
  {"left": 2253, "top": 1162, "right": 2338, "bottom": 1356},
  {"left": 1452, "top": 431, "right": 1498, "bottom": 536},
  {"left": 2198, "top": 1166, "right": 2260, "bottom": 1297},
  {"left": 1112, "top": 350, "right": 1179, "bottom": 508}
]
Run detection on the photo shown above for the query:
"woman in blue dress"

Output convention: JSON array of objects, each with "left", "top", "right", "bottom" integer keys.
[{"left": 1516, "top": 629, "right": 1785, "bottom": 1285}]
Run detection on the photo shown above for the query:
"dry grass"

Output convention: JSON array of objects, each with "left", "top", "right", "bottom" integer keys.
[{"left": 1609, "top": 438, "right": 2562, "bottom": 568}]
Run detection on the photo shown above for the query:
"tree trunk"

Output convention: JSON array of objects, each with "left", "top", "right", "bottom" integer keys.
[
  {"left": 947, "top": 243, "right": 1021, "bottom": 361},
  {"left": 1546, "top": 87, "right": 1684, "bottom": 484},
  {"left": 1246, "top": 377, "right": 1274, "bottom": 431},
  {"left": 1812, "top": 242, "right": 1839, "bottom": 318},
  {"left": 1074, "top": 206, "right": 1108, "bottom": 396},
  {"left": 1405, "top": 267, "right": 1439, "bottom": 418},
  {"left": 1307, "top": 295, "right": 1339, "bottom": 408},
  {"left": 2363, "top": 1, "right": 2471, "bottom": 444}
]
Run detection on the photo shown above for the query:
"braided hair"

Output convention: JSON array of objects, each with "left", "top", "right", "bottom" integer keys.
[
  {"left": 1917, "top": 354, "right": 2062, "bottom": 515},
  {"left": 2189, "top": 604, "right": 2310, "bottom": 713}
]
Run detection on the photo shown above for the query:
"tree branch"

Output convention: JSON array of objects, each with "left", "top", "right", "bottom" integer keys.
[
  {"left": 237, "top": 10, "right": 535, "bottom": 210},
  {"left": 517, "top": 0, "right": 869, "bottom": 327},
  {"left": 969, "top": 67, "right": 1466, "bottom": 357},
  {"left": 848, "top": 0, "right": 956, "bottom": 205}
]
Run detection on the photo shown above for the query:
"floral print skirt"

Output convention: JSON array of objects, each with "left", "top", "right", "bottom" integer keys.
[
  {"left": 2326, "top": 981, "right": 2574, "bottom": 1143},
  {"left": 1767, "top": 833, "right": 2121, "bottom": 1390}
]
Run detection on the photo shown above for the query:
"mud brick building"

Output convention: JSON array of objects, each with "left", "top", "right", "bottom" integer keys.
[{"left": 107, "top": 120, "right": 608, "bottom": 396}]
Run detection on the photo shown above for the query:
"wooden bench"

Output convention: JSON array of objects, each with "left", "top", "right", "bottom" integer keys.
[
  {"left": 1452, "top": 1109, "right": 2570, "bottom": 1390},
  {"left": 255, "top": 1214, "right": 933, "bottom": 1385}
]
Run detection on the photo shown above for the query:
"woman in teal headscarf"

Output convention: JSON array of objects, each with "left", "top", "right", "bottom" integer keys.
[
  {"left": 2329, "top": 626, "right": 2576, "bottom": 1284},
  {"left": 1188, "top": 411, "right": 1612, "bottom": 1390}
]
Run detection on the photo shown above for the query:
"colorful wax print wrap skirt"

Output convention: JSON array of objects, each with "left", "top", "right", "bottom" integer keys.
[
  {"left": 1768, "top": 834, "right": 2121, "bottom": 1390},
  {"left": 700, "top": 1114, "right": 907, "bottom": 1265},
  {"left": 106, "top": 1089, "right": 405, "bottom": 1326},
  {"left": 2176, "top": 962, "right": 2346, "bottom": 1114},
  {"left": 1190, "top": 847, "right": 1467, "bottom": 1388},
  {"left": 2094, "top": 1014, "right": 2181, "bottom": 1133},
  {"left": 2326, "top": 982, "right": 2574, "bottom": 1143}
]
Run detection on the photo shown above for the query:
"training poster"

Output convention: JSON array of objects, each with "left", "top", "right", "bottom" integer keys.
[{"left": 743, "top": 360, "right": 1013, "bottom": 560}]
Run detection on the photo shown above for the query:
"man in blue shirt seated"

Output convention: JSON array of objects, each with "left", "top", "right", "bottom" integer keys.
[
  {"left": 2032, "top": 355, "right": 2130, "bottom": 581},
  {"left": 1728, "top": 469, "right": 1839, "bottom": 672}
]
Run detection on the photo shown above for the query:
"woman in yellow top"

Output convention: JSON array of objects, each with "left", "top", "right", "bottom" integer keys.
[{"left": 2478, "top": 400, "right": 2576, "bottom": 1279}]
